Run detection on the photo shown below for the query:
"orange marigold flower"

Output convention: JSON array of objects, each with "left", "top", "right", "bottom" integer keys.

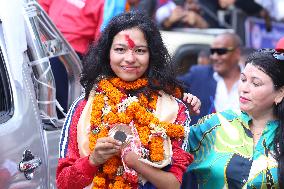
[
  {"left": 98, "top": 126, "right": 108, "bottom": 138},
  {"left": 112, "top": 180, "right": 126, "bottom": 189},
  {"left": 161, "top": 122, "right": 184, "bottom": 138},
  {"left": 139, "top": 94, "right": 148, "bottom": 105},
  {"left": 103, "top": 156, "right": 120, "bottom": 176},
  {"left": 89, "top": 134, "right": 98, "bottom": 151},
  {"left": 93, "top": 176, "right": 106, "bottom": 187},
  {"left": 137, "top": 126, "right": 150, "bottom": 146},
  {"left": 103, "top": 112, "right": 119, "bottom": 124},
  {"left": 110, "top": 77, "right": 148, "bottom": 90},
  {"left": 118, "top": 113, "right": 132, "bottom": 124},
  {"left": 149, "top": 137, "right": 164, "bottom": 162}
]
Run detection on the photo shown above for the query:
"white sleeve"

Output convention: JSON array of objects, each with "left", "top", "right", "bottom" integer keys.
[{"left": 155, "top": 1, "right": 176, "bottom": 24}]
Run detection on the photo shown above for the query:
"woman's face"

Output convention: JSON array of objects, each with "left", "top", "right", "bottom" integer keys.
[
  {"left": 238, "top": 63, "right": 278, "bottom": 117},
  {"left": 110, "top": 27, "right": 149, "bottom": 81}
]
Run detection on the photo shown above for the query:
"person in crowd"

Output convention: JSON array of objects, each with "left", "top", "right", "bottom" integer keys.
[
  {"left": 178, "top": 32, "right": 242, "bottom": 124},
  {"left": 181, "top": 48, "right": 284, "bottom": 188},
  {"left": 234, "top": 0, "right": 272, "bottom": 32},
  {"left": 255, "top": 0, "right": 284, "bottom": 22},
  {"left": 157, "top": 0, "right": 170, "bottom": 8},
  {"left": 155, "top": 0, "right": 208, "bottom": 30},
  {"left": 197, "top": 49, "right": 210, "bottom": 65},
  {"left": 39, "top": 0, "right": 137, "bottom": 55},
  {"left": 56, "top": 11, "right": 202, "bottom": 189},
  {"left": 130, "top": 0, "right": 158, "bottom": 18}
]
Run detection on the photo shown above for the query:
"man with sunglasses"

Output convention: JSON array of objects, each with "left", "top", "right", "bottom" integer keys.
[{"left": 178, "top": 32, "right": 242, "bottom": 124}]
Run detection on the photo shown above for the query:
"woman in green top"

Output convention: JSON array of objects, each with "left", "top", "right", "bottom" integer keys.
[{"left": 182, "top": 49, "right": 284, "bottom": 189}]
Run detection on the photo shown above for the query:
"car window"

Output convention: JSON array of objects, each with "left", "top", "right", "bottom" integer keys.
[
  {"left": 172, "top": 44, "right": 210, "bottom": 76},
  {"left": 0, "top": 46, "right": 13, "bottom": 123}
]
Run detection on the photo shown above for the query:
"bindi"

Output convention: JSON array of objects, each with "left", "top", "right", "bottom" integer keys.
[{"left": 125, "top": 34, "right": 135, "bottom": 49}]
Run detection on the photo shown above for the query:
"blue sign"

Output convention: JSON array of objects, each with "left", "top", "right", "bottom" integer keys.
[{"left": 245, "top": 17, "right": 284, "bottom": 49}]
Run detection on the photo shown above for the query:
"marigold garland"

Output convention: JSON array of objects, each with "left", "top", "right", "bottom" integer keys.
[
  {"left": 149, "top": 136, "right": 164, "bottom": 161},
  {"left": 89, "top": 78, "right": 184, "bottom": 188},
  {"left": 110, "top": 78, "right": 148, "bottom": 91}
]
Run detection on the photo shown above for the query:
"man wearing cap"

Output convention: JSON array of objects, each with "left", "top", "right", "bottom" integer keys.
[{"left": 178, "top": 32, "right": 242, "bottom": 124}]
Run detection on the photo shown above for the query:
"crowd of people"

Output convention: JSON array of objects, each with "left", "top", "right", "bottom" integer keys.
[
  {"left": 37, "top": 0, "right": 284, "bottom": 188},
  {"left": 39, "top": 0, "right": 282, "bottom": 52},
  {"left": 53, "top": 10, "right": 284, "bottom": 189},
  {"left": 38, "top": 0, "right": 284, "bottom": 116}
]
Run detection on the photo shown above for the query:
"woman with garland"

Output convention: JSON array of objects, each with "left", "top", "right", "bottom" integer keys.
[
  {"left": 182, "top": 49, "right": 284, "bottom": 188},
  {"left": 56, "top": 11, "right": 200, "bottom": 189}
]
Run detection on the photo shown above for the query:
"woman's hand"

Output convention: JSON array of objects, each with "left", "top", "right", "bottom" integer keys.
[
  {"left": 122, "top": 151, "right": 180, "bottom": 189},
  {"left": 183, "top": 93, "right": 201, "bottom": 115},
  {"left": 163, "top": 6, "right": 186, "bottom": 29},
  {"left": 123, "top": 151, "right": 140, "bottom": 169},
  {"left": 89, "top": 137, "right": 122, "bottom": 166}
]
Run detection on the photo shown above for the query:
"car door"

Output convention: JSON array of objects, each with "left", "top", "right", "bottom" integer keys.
[{"left": 0, "top": 6, "right": 50, "bottom": 189}]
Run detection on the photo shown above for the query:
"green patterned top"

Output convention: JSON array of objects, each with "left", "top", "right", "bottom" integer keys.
[{"left": 182, "top": 109, "right": 279, "bottom": 189}]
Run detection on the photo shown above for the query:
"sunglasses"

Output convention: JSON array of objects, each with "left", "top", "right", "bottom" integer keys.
[
  {"left": 258, "top": 48, "right": 284, "bottom": 61},
  {"left": 210, "top": 47, "right": 235, "bottom": 55}
]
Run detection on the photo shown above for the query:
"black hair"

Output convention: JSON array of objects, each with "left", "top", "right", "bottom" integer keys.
[
  {"left": 80, "top": 11, "right": 183, "bottom": 99},
  {"left": 246, "top": 50, "right": 284, "bottom": 188}
]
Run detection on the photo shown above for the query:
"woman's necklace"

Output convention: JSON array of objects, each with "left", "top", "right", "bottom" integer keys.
[
  {"left": 249, "top": 122, "right": 264, "bottom": 136},
  {"left": 250, "top": 126, "right": 264, "bottom": 147},
  {"left": 251, "top": 131, "right": 262, "bottom": 136}
]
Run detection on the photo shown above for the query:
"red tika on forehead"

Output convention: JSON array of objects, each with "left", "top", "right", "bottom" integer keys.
[{"left": 125, "top": 34, "right": 135, "bottom": 49}]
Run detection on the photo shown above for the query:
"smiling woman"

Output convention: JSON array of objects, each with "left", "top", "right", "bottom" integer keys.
[
  {"left": 56, "top": 11, "right": 195, "bottom": 189},
  {"left": 239, "top": 64, "right": 277, "bottom": 117},
  {"left": 109, "top": 28, "right": 150, "bottom": 82},
  {"left": 182, "top": 49, "right": 284, "bottom": 189}
]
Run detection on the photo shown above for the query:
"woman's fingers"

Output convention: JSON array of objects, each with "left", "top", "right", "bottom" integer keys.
[
  {"left": 96, "top": 137, "right": 122, "bottom": 149},
  {"left": 191, "top": 96, "right": 201, "bottom": 115},
  {"left": 97, "top": 137, "right": 122, "bottom": 145},
  {"left": 183, "top": 93, "right": 193, "bottom": 102},
  {"left": 190, "top": 95, "right": 198, "bottom": 106},
  {"left": 183, "top": 93, "right": 201, "bottom": 115},
  {"left": 95, "top": 148, "right": 119, "bottom": 158},
  {"left": 89, "top": 137, "right": 122, "bottom": 165}
]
